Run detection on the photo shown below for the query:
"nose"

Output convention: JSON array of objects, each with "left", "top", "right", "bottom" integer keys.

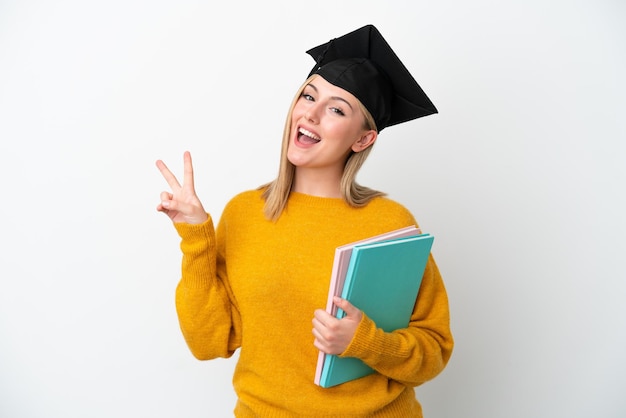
[{"left": 304, "top": 103, "right": 321, "bottom": 124}]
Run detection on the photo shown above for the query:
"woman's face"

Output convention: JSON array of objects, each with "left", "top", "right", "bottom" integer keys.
[{"left": 287, "top": 75, "right": 376, "bottom": 173}]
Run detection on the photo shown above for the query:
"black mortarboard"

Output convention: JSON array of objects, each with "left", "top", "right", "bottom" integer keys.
[{"left": 306, "top": 24, "right": 437, "bottom": 132}]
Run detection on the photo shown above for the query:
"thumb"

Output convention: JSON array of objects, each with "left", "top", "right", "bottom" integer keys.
[{"left": 334, "top": 296, "right": 361, "bottom": 319}]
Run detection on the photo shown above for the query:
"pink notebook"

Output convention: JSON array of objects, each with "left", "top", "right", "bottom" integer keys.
[{"left": 314, "top": 225, "right": 422, "bottom": 385}]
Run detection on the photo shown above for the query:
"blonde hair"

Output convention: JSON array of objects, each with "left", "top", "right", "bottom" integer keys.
[{"left": 260, "top": 75, "right": 385, "bottom": 221}]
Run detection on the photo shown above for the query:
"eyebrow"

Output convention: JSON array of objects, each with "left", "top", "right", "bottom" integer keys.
[{"left": 306, "top": 83, "right": 354, "bottom": 111}]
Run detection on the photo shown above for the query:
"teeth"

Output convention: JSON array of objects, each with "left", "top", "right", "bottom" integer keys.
[{"left": 299, "top": 127, "right": 320, "bottom": 141}]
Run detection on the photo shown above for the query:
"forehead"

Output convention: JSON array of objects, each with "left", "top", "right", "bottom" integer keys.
[{"left": 306, "top": 75, "right": 360, "bottom": 105}]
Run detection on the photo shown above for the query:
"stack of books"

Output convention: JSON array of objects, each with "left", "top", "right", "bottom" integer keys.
[{"left": 314, "top": 226, "right": 434, "bottom": 388}]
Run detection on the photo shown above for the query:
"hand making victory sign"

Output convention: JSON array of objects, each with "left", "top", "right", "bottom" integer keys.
[{"left": 156, "top": 151, "right": 208, "bottom": 225}]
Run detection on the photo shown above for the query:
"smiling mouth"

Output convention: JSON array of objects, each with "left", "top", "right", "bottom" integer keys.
[{"left": 298, "top": 127, "right": 321, "bottom": 144}]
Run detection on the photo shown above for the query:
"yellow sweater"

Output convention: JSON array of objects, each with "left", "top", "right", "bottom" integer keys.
[{"left": 174, "top": 190, "right": 453, "bottom": 417}]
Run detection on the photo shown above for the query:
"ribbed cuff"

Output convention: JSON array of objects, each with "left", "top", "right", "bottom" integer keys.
[
  {"left": 340, "top": 312, "right": 387, "bottom": 361},
  {"left": 174, "top": 214, "right": 214, "bottom": 241}
]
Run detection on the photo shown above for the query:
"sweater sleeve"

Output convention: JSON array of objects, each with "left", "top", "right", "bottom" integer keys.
[
  {"left": 340, "top": 254, "right": 453, "bottom": 387},
  {"left": 174, "top": 215, "right": 242, "bottom": 360}
]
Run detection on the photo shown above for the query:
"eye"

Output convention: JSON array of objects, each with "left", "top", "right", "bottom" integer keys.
[
  {"left": 330, "top": 107, "right": 345, "bottom": 116},
  {"left": 301, "top": 93, "right": 315, "bottom": 102}
]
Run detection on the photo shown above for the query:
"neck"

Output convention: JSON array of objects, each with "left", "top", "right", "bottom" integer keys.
[{"left": 292, "top": 167, "right": 343, "bottom": 198}]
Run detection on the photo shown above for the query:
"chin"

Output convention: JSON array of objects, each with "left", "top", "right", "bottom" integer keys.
[
  {"left": 286, "top": 148, "right": 301, "bottom": 167},
  {"left": 287, "top": 154, "right": 304, "bottom": 167}
]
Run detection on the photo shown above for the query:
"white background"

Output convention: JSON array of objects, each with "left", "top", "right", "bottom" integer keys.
[{"left": 1, "top": 1, "right": 624, "bottom": 417}]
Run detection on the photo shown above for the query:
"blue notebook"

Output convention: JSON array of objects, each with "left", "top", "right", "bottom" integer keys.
[
  {"left": 318, "top": 233, "right": 434, "bottom": 388},
  {"left": 314, "top": 226, "right": 422, "bottom": 386}
]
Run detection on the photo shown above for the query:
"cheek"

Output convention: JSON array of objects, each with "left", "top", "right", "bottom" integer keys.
[
  {"left": 331, "top": 125, "right": 359, "bottom": 147},
  {"left": 291, "top": 101, "right": 308, "bottom": 120}
]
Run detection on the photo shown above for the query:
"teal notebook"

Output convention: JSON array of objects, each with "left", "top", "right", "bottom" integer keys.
[{"left": 318, "top": 233, "right": 434, "bottom": 388}]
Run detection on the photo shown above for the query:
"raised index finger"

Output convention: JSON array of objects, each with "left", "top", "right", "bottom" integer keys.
[{"left": 155, "top": 158, "right": 181, "bottom": 190}]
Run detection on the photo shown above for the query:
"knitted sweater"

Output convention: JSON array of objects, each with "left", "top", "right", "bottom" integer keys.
[{"left": 174, "top": 190, "right": 453, "bottom": 417}]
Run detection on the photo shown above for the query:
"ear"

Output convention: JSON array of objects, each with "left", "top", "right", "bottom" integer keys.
[{"left": 351, "top": 130, "right": 378, "bottom": 153}]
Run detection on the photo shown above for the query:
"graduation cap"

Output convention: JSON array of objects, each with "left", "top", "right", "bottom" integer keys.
[{"left": 306, "top": 24, "right": 437, "bottom": 132}]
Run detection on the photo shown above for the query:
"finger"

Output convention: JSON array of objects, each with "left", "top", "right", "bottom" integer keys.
[
  {"left": 156, "top": 159, "right": 181, "bottom": 190},
  {"left": 312, "top": 316, "right": 329, "bottom": 333},
  {"left": 157, "top": 198, "right": 200, "bottom": 221},
  {"left": 313, "top": 309, "right": 334, "bottom": 328},
  {"left": 312, "top": 337, "right": 329, "bottom": 353},
  {"left": 160, "top": 191, "right": 173, "bottom": 202},
  {"left": 312, "top": 330, "right": 332, "bottom": 353},
  {"left": 333, "top": 296, "right": 359, "bottom": 318},
  {"left": 311, "top": 325, "right": 323, "bottom": 341},
  {"left": 182, "top": 151, "right": 196, "bottom": 192},
  {"left": 311, "top": 324, "right": 331, "bottom": 349},
  {"left": 156, "top": 202, "right": 166, "bottom": 212}
]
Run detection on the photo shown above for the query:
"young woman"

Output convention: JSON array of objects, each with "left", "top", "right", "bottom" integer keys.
[{"left": 156, "top": 25, "right": 453, "bottom": 417}]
